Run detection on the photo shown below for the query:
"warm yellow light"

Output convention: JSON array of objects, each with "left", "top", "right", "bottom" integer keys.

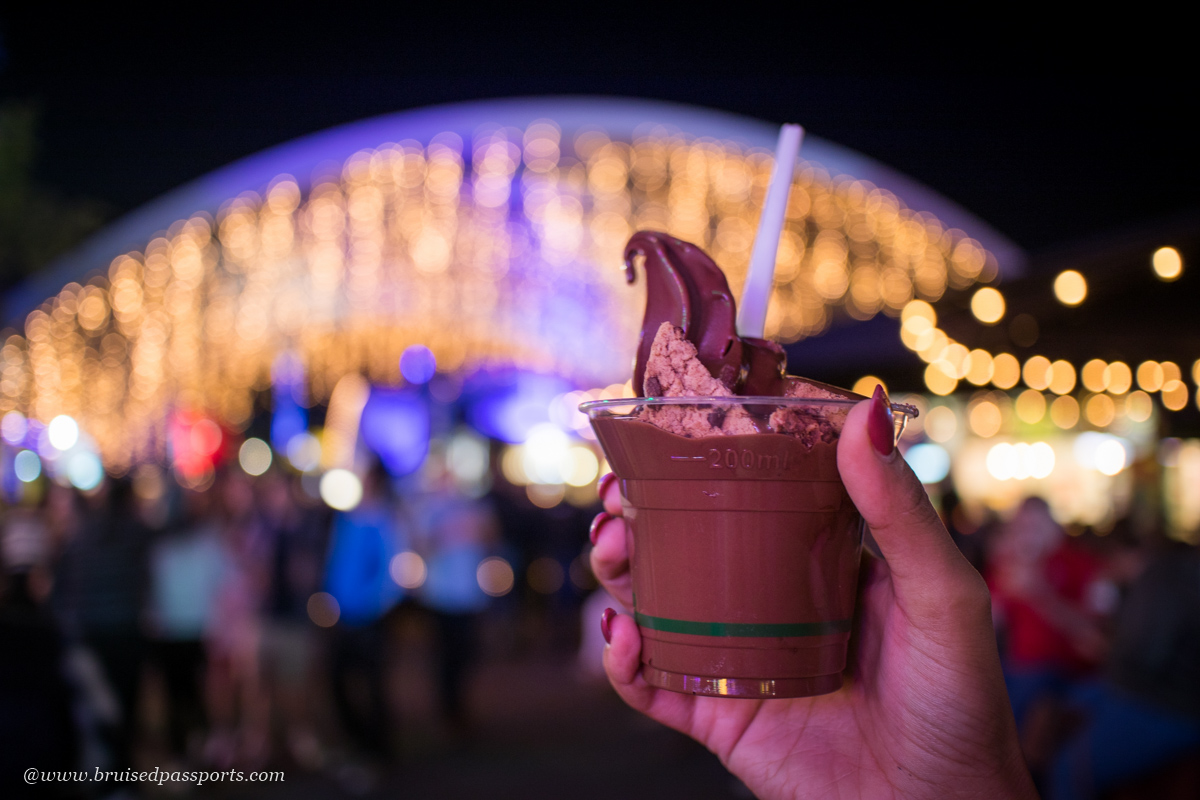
[
  {"left": 924, "top": 362, "right": 958, "bottom": 396},
  {"left": 852, "top": 376, "right": 887, "bottom": 397},
  {"left": 901, "top": 299, "right": 937, "bottom": 328},
  {"left": 943, "top": 343, "right": 971, "bottom": 378},
  {"left": 965, "top": 349, "right": 994, "bottom": 386},
  {"left": 992, "top": 353, "right": 1021, "bottom": 390},
  {"left": 1103, "top": 362, "right": 1132, "bottom": 394},
  {"left": 1136, "top": 361, "right": 1164, "bottom": 392},
  {"left": 1048, "top": 360, "right": 1076, "bottom": 395},
  {"left": 1152, "top": 246, "right": 1182, "bottom": 281},
  {"left": 1126, "top": 390, "right": 1153, "bottom": 423},
  {"left": 1193, "top": 359, "right": 1200, "bottom": 387},
  {"left": 1049, "top": 395, "right": 1080, "bottom": 429},
  {"left": 968, "top": 401, "right": 1003, "bottom": 438},
  {"left": 917, "top": 329, "right": 950, "bottom": 364},
  {"left": 1160, "top": 361, "right": 1181, "bottom": 383},
  {"left": 1023, "top": 355, "right": 1052, "bottom": 391},
  {"left": 1085, "top": 394, "right": 1116, "bottom": 427},
  {"left": 1015, "top": 389, "right": 1047, "bottom": 424},
  {"left": 1162, "top": 380, "right": 1188, "bottom": 411},
  {"left": 1053, "top": 270, "right": 1087, "bottom": 306},
  {"left": 970, "top": 287, "right": 1006, "bottom": 324},
  {"left": 925, "top": 405, "right": 957, "bottom": 442},
  {"left": 1081, "top": 359, "right": 1108, "bottom": 393}
]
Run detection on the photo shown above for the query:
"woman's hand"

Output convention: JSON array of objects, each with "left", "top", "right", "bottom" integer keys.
[{"left": 590, "top": 391, "right": 1038, "bottom": 800}]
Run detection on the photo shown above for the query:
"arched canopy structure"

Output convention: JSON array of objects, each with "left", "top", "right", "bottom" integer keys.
[{"left": 0, "top": 97, "right": 1021, "bottom": 471}]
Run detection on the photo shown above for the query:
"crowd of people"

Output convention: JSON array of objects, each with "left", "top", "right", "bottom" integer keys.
[
  {"left": 3, "top": 439, "right": 1199, "bottom": 798},
  {"left": 954, "top": 493, "right": 1200, "bottom": 797},
  {"left": 0, "top": 449, "right": 598, "bottom": 796}
]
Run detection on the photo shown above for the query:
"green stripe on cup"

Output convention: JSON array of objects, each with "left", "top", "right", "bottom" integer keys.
[{"left": 634, "top": 612, "right": 852, "bottom": 638}]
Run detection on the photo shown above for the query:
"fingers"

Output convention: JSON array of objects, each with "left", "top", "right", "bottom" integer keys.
[
  {"left": 837, "top": 389, "right": 985, "bottom": 614},
  {"left": 602, "top": 610, "right": 695, "bottom": 736},
  {"left": 599, "top": 471, "right": 623, "bottom": 516},
  {"left": 591, "top": 472, "right": 634, "bottom": 609},
  {"left": 590, "top": 513, "right": 634, "bottom": 610}
]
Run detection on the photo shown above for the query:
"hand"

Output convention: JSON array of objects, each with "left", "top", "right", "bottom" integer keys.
[{"left": 590, "top": 394, "right": 1038, "bottom": 800}]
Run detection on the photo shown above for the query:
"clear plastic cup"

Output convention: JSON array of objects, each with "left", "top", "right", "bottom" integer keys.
[{"left": 583, "top": 396, "right": 912, "bottom": 698}]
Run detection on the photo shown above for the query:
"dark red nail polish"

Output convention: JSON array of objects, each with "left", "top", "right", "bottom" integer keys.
[
  {"left": 589, "top": 512, "right": 614, "bottom": 545},
  {"left": 597, "top": 472, "right": 617, "bottom": 500},
  {"left": 601, "top": 608, "right": 616, "bottom": 644},
  {"left": 868, "top": 385, "right": 895, "bottom": 457}
]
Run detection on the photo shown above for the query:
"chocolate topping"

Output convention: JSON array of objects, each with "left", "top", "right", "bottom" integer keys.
[{"left": 625, "top": 231, "right": 786, "bottom": 397}]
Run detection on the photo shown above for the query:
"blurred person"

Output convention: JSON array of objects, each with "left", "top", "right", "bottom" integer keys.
[
  {"left": 986, "top": 496, "right": 1109, "bottom": 751},
  {"left": 324, "top": 462, "right": 404, "bottom": 763},
  {"left": 52, "top": 478, "right": 150, "bottom": 782},
  {"left": 1, "top": 508, "right": 79, "bottom": 798},
  {"left": 1047, "top": 539, "right": 1200, "bottom": 799},
  {"left": 417, "top": 483, "right": 497, "bottom": 738},
  {"left": 203, "top": 469, "right": 270, "bottom": 768},
  {"left": 257, "top": 469, "right": 329, "bottom": 768},
  {"left": 590, "top": 395, "right": 1038, "bottom": 799},
  {"left": 146, "top": 487, "right": 225, "bottom": 764}
]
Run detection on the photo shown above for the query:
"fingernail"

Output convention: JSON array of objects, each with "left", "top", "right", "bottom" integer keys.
[
  {"left": 597, "top": 472, "right": 617, "bottom": 500},
  {"left": 868, "top": 385, "right": 895, "bottom": 457},
  {"left": 601, "top": 608, "right": 616, "bottom": 644},
  {"left": 589, "top": 512, "right": 615, "bottom": 545}
]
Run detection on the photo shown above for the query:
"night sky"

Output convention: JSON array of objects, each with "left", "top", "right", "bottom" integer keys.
[
  {"left": 2, "top": 12, "right": 1194, "bottom": 257},
  {"left": 2, "top": 11, "right": 1197, "bottom": 404}
]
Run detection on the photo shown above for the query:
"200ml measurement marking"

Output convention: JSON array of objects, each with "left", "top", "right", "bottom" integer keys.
[{"left": 702, "top": 448, "right": 789, "bottom": 469}]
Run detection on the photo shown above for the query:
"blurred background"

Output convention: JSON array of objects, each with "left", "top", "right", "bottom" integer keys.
[{"left": 1, "top": 10, "right": 1197, "bottom": 800}]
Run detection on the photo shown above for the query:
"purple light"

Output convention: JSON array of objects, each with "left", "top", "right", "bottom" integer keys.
[
  {"left": 359, "top": 388, "right": 430, "bottom": 477},
  {"left": 463, "top": 370, "right": 572, "bottom": 443},
  {"left": 400, "top": 345, "right": 437, "bottom": 385}
]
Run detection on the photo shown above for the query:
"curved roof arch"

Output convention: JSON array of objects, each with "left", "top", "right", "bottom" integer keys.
[{"left": 5, "top": 96, "right": 1025, "bottom": 324}]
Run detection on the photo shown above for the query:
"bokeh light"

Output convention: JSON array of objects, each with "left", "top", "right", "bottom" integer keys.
[
  {"left": 1162, "top": 380, "right": 1188, "bottom": 411},
  {"left": 319, "top": 468, "right": 363, "bottom": 511},
  {"left": 1081, "top": 359, "right": 1108, "bottom": 393},
  {"left": 991, "top": 353, "right": 1021, "bottom": 390},
  {"left": 970, "top": 287, "right": 1005, "bottom": 324},
  {"left": 400, "top": 345, "right": 437, "bottom": 385},
  {"left": 968, "top": 400, "right": 1002, "bottom": 438},
  {"left": 1015, "top": 389, "right": 1047, "bottom": 424},
  {"left": 1103, "top": 362, "right": 1132, "bottom": 394},
  {"left": 1, "top": 411, "right": 27, "bottom": 445},
  {"left": 13, "top": 449, "right": 41, "bottom": 482},
  {"left": 66, "top": 451, "right": 104, "bottom": 491},
  {"left": 924, "top": 405, "right": 957, "bottom": 443},
  {"left": 238, "top": 437, "right": 273, "bottom": 476},
  {"left": 851, "top": 376, "right": 887, "bottom": 397},
  {"left": 307, "top": 592, "right": 341, "bottom": 627},
  {"left": 287, "top": 432, "right": 322, "bottom": 472},
  {"left": 1049, "top": 395, "right": 1080, "bottom": 429},
  {"left": 1125, "top": 391, "right": 1153, "bottom": 423},
  {"left": 48, "top": 415, "right": 80, "bottom": 451},
  {"left": 905, "top": 443, "right": 951, "bottom": 484},
  {"left": 1053, "top": 270, "right": 1087, "bottom": 306},
  {"left": 1152, "top": 246, "right": 1182, "bottom": 281},
  {"left": 477, "top": 556, "right": 515, "bottom": 597},
  {"left": 390, "top": 551, "right": 427, "bottom": 589},
  {"left": 1136, "top": 361, "right": 1164, "bottom": 392}
]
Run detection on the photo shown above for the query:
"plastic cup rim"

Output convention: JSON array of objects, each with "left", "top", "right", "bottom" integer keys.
[{"left": 580, "top": 395, "right": 917, "bottom": 418}]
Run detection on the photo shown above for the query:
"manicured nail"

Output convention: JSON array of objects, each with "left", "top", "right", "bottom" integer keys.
[
  {"left": 868, "top": 385, "right": 895, "bottom": 457},
  {"left": 601, "top": 608, "right": 616, "bottom": 644},
  {"left": 589, "top": 512, "right": 615, "bottom": 545},
  {"left": 597, "top": 472, "right": 617, "bottom": 500}
]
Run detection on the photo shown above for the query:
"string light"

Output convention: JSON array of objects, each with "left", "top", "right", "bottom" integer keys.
[{"left": 2, "top": 126, "right": 991, "bottom": 471}]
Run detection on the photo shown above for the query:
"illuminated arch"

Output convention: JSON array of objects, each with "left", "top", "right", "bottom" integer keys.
[{"left": 0, "top": 97, "right": 1022, "bottom": 470}]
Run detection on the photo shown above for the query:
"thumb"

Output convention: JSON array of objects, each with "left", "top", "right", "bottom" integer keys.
[{"left": 837, "top": 388, "right": 982, "bottom": 611}]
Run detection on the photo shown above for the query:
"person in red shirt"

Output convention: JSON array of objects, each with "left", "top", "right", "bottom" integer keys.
[{"left": 986, "top": 496, "right": 1110, "bottom": 769}]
